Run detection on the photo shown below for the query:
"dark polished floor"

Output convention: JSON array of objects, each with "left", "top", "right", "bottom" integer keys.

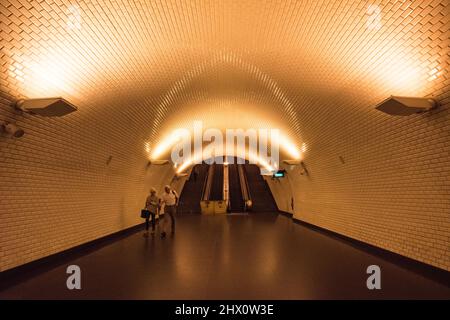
[{"left": 1, "top": 213, "right": 449, "bottom": 299}]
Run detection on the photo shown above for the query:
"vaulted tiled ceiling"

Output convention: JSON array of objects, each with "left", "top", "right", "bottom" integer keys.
[
  {"left": 1, "top": 0, "right": 450, "bottom": 273},
  {"left": 1, "top": 0, "right": 448, "bottom": 154}
]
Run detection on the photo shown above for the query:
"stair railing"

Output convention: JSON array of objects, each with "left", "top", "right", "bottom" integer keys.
[
  {"left": 238, "top": 164, "right": 252, "bottom": 211},
  {"left": 201, "top": 165, "right": 214, "bottom": 201},
  {"left": 223, "top": 164, "right": 230, "bottom": 210}
]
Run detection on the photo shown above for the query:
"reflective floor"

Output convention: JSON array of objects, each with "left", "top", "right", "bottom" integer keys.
[{"left": 1, "top": 213, "right": 449, "bottom": 299}]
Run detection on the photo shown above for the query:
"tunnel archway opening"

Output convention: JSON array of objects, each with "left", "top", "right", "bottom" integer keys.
[{"left": 177, "top": 156, "right": 278, "bottom": 215}]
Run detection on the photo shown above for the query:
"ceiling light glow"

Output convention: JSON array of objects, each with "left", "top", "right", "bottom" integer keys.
[{"left": 279, "top": 135, "right": 302, "bottom": 159}]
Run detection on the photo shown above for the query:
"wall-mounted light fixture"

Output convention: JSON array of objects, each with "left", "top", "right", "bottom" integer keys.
[
  {"left": 282, "top": 159, "right": 309, "bottom": 175},
  {"left": 375, "top": 96, "right": 437, "bottom": 116},
  {"left": 16, "top": 97, "right": 78, "bottom": 117},
  {"left": 146, "top": 159, "right": 170, "bottom": 170},
  {"left": 150, "top": 160, "right": 170, "bottom": 165},
  {"left": 0, "top": 122, "right": 25, "bottom": 138},
  {"left": 282, "top": 159, "right": 302, "bottom": 165}
]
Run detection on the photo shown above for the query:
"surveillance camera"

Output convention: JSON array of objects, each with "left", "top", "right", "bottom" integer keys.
[
  {"left": 299, "top": 161, "right": 308, "bottom": 176},
  {"left": 1, "top": 122, "right": 25, "bottom": 138}
]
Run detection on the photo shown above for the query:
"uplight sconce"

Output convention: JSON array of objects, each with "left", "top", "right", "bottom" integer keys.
[
  {"left": 150, "top": 160, "right": 170, "bottom": 165},
  {"left": 282, "top": 160, "right": 302, "bottom": 165},
  {"left": 146, "top": 160, "right": 169, "bottom": 170},
  {"left": 282, "top": 159, "right": 308, "bottom": 176},
  {"left": 375, "top": 96, "right": 437, "bottom": 116},
  {"left": 15, "top": 97, "right": 78, "bottom": 117}
]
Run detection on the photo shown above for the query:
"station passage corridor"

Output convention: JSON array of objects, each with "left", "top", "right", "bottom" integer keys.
[
  {"left": 1, "top": 0, "right": 450, "bottom": 300},
  {"left": 1, "top": 213, "right": 449, "bottom": 300}
]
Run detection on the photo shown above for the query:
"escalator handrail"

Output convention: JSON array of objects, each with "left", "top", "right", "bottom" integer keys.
[
  {"left": 201, "top": 165, "right": 214, "bottom": 201},
  {"left": 238, "top": 164, "right": 252, "bottom": 207},
  {"left": 223, "top": 164, "right": 230, "bottom": 208}
]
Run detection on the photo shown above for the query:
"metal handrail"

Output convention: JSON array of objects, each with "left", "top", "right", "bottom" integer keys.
[
  {"left": 201, "top": 165, "right": 214, "bottom": 201},
  {"left": 223, "top": 164, "right": 230, "bottom": 209},
  {"left": 238, "top": 164, "right": 252, "bottom": 210}
]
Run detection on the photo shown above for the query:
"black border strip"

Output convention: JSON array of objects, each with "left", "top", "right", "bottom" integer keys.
[
  {"left": 289, "top": 215, "right": 450, "bottom": 286},
  {"left": 0, "top": 222, "right": 145, "bottom": 290},
  {"left": 278, "top": 210, "right": 293, "bottom": 218}
]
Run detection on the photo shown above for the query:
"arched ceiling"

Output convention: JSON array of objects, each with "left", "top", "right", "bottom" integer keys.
[{"left": 1, "top": 0, "right": 448, "bottom": 163}]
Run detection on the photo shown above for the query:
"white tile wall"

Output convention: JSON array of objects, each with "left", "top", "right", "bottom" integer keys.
[{"left": 1, "top": 0, "right": 449, "bottom": 271}]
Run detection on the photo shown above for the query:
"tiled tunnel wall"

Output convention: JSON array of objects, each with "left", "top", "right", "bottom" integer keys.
[
  {"left": 1, "top": 0, "right": 449, "bottom": 272},
  {"left": 267, "top": 88, "right": 450, "bottom": 271},
  {"left": 0, "top": 92, "right": 182, "bottom": 271}
]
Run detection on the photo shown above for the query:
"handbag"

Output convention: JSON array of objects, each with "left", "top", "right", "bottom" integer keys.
[{"left": 141, "top": 209, "right": 150, "bottom": 219}]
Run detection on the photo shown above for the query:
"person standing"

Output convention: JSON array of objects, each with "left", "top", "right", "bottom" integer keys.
[
  {"left": 160, "top": 185, "right": 178, "bottom": 238},
  {"left": 144, "top": 188, "right": 160, "bottom": 237}
]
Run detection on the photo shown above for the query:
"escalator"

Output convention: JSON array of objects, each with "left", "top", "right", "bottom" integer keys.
[
  {"left": 228, "top": 164, "right": 244, "bottom": 212},
  {"left": 210, "top": 164, "right": 224, "bottom": 200},
  {"left": 244, "top": 164, "right": 278, "bottom": 212},
  {"left": 177, "top": 164, "right": 208, "bottom": 214},
  {"left": 180, "top": 162, "right": 277, "bottom": 214}
]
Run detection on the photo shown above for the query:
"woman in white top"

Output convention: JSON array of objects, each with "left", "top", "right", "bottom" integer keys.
[{"left": 144, "top": 188, "right": 160, "bottom": 237}]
